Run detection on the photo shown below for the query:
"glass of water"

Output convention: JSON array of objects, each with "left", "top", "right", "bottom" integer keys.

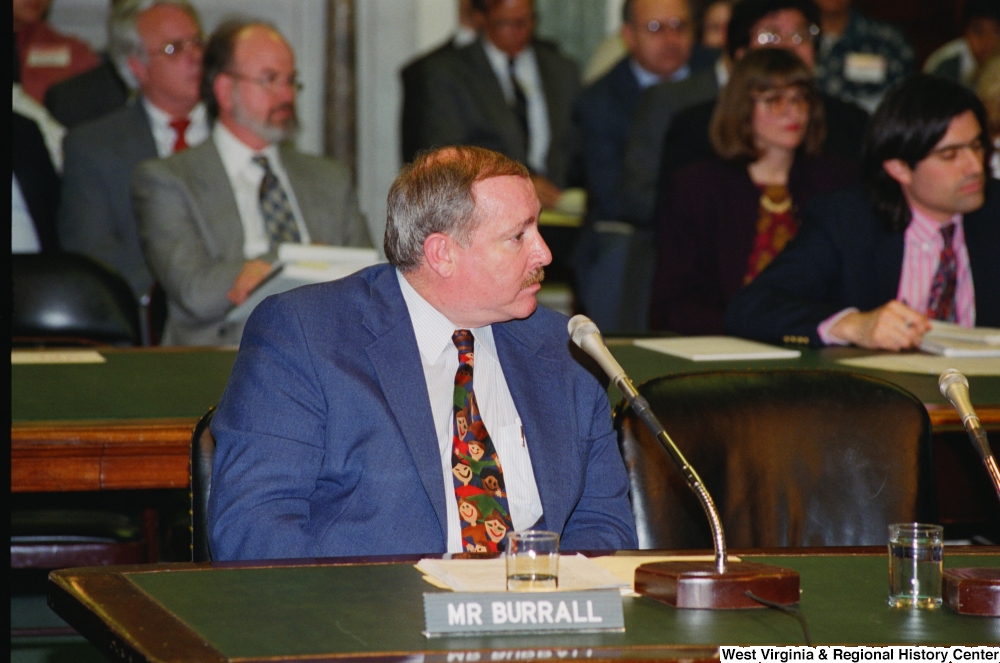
[
  {"left": 505, "top": 530, "right": 559, "bottom": 591},
  {"left": 888, "top": 523, "right": 943, "bottom": 608}
]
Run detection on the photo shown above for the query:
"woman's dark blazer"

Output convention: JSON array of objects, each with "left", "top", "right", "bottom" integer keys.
[{"left": 648, "top": 153, "right": 857, "bottom": 334}]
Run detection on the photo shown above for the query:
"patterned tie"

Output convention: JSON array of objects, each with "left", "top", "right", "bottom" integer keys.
[
  {"left": 252, "top": 155, "right": 302, "bottom": 247},
  {"left": 508, "top": 58, "right": 529, "bottom": 154},
  {"left": 451, "top": 330, "right": 514, "bottom": 553},
  {"left": 927, "top": 224, "right": 958, "bottom": 322},
  {"left": 169, "top": 117, "right": 190, "bottom": 153}
]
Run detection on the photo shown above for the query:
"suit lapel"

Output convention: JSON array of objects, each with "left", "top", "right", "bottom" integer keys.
[
  {"left": 964, "top": 197, "right": 1000, "bottom": 325},
  {"left": 875, "top": 225, "right": 905, "bottom": 304},
  {"left": 362, "top": 269, "right": 448, "bottom": 537},
  {"left": 185, "top": 141, "right": 245, "bottom": 259},
  {"left": 462, "top": 42, "right": 526, "bottom": 159},
  {"left": 121, "top": 101, "right": 158, "bottom": 163},
  {"left": 494, "top": 322, "right": 578, "bottom": 537},
  {"left": 278, "top": 147, "right": 317, "bottom": 234}
]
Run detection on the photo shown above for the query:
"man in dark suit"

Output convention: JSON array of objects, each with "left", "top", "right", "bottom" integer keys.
[
  {"left": 208, "top": 146, "right": 638, "bottom": 560},
  {"left": 12, "top": 111, "right": 60, "bottom": 253},
  {"left": 400, "top": 0, "right": 484, "bottom": 163},
  {"left": 132, "top": 21, "right": 371, "bottom": 347},
  {"left": 573, "top": 0, "right": 696, "bottom": 332},
  {"left": 57, "top": 0, "right": 209, "bottom": 299},
  {"left": 412, "top": 0, "right": 579, "bottom": 208},
  {"left": 726, "top": 75, "right": 999, "bottom": 349}
]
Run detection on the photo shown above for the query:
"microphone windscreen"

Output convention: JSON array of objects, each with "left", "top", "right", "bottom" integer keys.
[
  {"left": 939, "top": 369, "right": 969, "bottom": 397},
  {"left": 567, "top": 314, "right": 601, "bottom": 348}
]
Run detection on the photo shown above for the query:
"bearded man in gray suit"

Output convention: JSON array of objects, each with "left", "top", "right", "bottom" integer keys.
[
  {"left": 131, "top": 21, "right": 371, "bottom": 346},
  {"left": 412, "top": 0, "right": 579, "bottom": 209},
  {"left": 58, "top": 0, "right": 209, "bottom": 299}
]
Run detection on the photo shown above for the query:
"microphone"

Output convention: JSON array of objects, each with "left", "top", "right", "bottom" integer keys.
[
  {"left": 939, "top": 370, "right": 1000, "bottom": 501},
  {"left": 568, "top": 315, "right": 728, "bottom": 574}
]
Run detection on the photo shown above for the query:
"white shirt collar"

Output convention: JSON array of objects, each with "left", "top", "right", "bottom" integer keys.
[
  {"left": 142, "top": 97, "right": 206, "bottom": 127},
  {"left": 213, "top": 121, "right": 281, "bottom": 182},
  {"left": 482, "top": 36, "right": 532, "bottom": 68},
  {"left": 396, "top": 269, "right": 498, "bottom": 364}
]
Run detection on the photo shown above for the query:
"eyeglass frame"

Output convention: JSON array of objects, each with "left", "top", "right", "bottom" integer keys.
[
  {"left": 635, "top": 17, "right": 692, "bottom": 35},
  {"left": 147, "top": 35, "right": 204, "bottom": 58},
  {"left": 223, "top": 70, "right": 304, "bottom": 94},
  {"left": 751, "top": 86, "right": 813, "bottom": 114},
  {"left": 753, "top": 24, "right": 820, "bottom": 47}
]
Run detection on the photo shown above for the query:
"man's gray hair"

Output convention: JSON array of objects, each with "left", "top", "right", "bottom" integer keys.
[
  {"left": 107, "top": 0, "right": 200, "bottom": 90},
  {"left": 384, "top": 146, "right": 530, "bottom": 272}
]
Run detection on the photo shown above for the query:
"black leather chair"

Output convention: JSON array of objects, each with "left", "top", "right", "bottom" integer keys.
[
  {"left": 615, "top": 370, "right": 936, "bottom": 549},
  {"left": 12, "top": 252, "right": 141, "bottom": 346},
  {"left": 191, "top": 407, "right": 217, "bottom": 562}
]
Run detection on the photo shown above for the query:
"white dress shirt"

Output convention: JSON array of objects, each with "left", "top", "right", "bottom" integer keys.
[
  {"left": 12, "top": 175, "right": 41, "bottom": 254},
  {"left": 212, "top": 122, "right": 310, "bottom": 260},
  {"left": 397, "top": 270, "right": 544, "bottom": 553},
  {"left": 482, "top": 38, "right": 551, "bottom": 175},
  {"left": 142, "top": 98, "right": 209, "bottom": 158}
]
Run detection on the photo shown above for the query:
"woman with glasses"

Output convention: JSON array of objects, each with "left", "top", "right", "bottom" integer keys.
[{"left": 648, "top": 48, "right": 856, "bottom": 335}]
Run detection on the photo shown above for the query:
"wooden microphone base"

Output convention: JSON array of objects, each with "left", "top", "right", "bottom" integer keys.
[
  {"left": 635, "top": 561, "right": 801, "bottom": 609},
  {"left": 943, "top": 567, "right": 1000, "bottom": 616}
]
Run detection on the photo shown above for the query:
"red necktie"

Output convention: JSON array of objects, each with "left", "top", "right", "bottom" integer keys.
[
  {"left": 169, "top": 118, "right": 191, "bottom": 153},
  {"left": 926, "top": 224, "right": 958, "bottom": 322}
]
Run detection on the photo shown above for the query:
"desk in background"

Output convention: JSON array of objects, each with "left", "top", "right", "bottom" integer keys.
[{"left": 49, "top": 549, "right": 1000, "bottom": 662}]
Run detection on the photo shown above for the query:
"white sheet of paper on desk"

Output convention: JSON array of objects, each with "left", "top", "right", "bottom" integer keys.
[
  {"left": 633, "top": 336, "right": 801, "bottom": 361},
  {"left": 225, "top": 245, "right": 381, "bottom": 324},
  {"left": 838, "top": 354, "right": 1000, "bottom": 376},
  {"left": 11, "top": 349, "right": 106, "bottom": 364},
  {"left": 416, "top": 555, "right": 629, "bottom": 593},
  {"left": 919, "top": 322, "right": 1000, "bottom": 357}
]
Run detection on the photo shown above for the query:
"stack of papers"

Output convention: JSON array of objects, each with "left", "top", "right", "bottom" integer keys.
[
  {"left": 633, "top": 336, "right": 801, "bottom": 361},
  {"left": 226, "top": 244, "right": 381, "bottom": 323},
  {"left": 920, "top": 322, "right": 1000, "bottom": 358}
]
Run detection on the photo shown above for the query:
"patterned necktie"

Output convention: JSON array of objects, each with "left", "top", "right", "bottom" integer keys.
[
  {"left": 927, "top": 224, "right": 958, "bottom": 322},
  {"left": 508, "top": 58, "right": 529, "bottom": 154},
  {"left": 251, "top": 155, "right": 302, "bottom": 246},
  {"left": 451, "top": 330, "right": 514, "bottom": 553},
  {"left": 169, "top": 117, "right": 190, "bottom": 153}
]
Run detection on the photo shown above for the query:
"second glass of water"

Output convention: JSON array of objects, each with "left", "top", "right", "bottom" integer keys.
[
  {"left": 888, "top": 523, "right": 943, "bottom": 608},
  {"left": 506, "top": 530, "right": 559, "bottom": 591}
]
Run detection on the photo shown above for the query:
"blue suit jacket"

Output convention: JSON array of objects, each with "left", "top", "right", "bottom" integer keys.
[
  {"left": 208, "top": 264, "right": 638, "bottom": 560},
  {"left": 725, "top": 181, "right": 1000, "bottom": 345}
]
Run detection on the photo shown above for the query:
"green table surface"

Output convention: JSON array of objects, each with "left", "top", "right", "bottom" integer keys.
[
  {"left": 112, "top": 553, "right": 1000, "bottom": 658},
  {"left": 11, "top": 345, "right": 1000, "bottom": 425}
]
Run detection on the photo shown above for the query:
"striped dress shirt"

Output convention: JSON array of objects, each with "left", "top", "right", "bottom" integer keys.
[{"left": 397, "top": 270, "right": 544, "bottom": 553}]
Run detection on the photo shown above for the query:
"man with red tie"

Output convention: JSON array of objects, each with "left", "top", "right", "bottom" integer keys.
[
  {"left": 726, "top": 74, "right": 999, "bottom": 349},
  {"left": 58, "top": 0, "right": 209, "bottom": 299},
  {"left": 207, "top": 146, "right": 638, "bottom": 560}
]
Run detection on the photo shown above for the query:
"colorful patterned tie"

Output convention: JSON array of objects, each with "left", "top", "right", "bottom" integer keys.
[
  {"left": 926, "top": 224, "right": 957, "bottom": 322},
  {"left": 169, "top": 117, "right": 190, "bottom": 153},
  {"left": 451, "top": 330, "right": 514, "bottom": 553},
  {"left": 252, "top": 155, "right": 301, "bottom": 247}
]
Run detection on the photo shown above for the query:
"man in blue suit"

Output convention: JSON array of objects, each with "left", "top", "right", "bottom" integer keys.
[{"left": 209, "top": 146, "right": 638, "bottom": 560}]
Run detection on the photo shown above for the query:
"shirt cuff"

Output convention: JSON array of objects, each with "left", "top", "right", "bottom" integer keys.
[{"left": 817, "top": 307, "right": 860, "bottom": 346}]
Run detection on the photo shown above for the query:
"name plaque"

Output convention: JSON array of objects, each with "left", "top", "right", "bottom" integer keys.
[{"left": 423, "top": 589, "right": 625, "bottom": 637}]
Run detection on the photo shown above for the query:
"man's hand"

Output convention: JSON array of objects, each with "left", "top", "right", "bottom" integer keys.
[
  {"left": 829, "top": 300, "right": 932, "bottom": 350},
  {"left": 530, "top": 174, "right": 562, "bottom": 210},
  {"left": 227, "top": 259, "right": 273, "bottom": 305}
]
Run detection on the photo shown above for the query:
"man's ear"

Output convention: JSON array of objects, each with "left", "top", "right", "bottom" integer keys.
[
  {"left": 621, "top": 23, "right": 638, "bottom": 53},
  {"left": 882, "top": 159, "right": 913, "bottom": 186},
  {"left": 127, "top": 54, "right": 147, "bottom": 88},
  {"left": 423, "top": 232, "right": 456, "bottom": 278},
  {"left": 214, "top": 73, "right": 233, "bottom": 116}
]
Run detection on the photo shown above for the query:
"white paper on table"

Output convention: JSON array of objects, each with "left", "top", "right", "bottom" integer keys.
[
  {"left": 11, "top": 349, "right": 106, "bottom": 364},
  {"left": 634, "top": 336, "right": 801, "bottom": 361},
  {"left": 837, "top": 354, "right": 1000, "bottom": 376},
  {"left": 924, "top": 321, "right": 1000, "bottom": 345},
  {"left": 416, "top": 555, "right": 629, "bottom": 594},
  {"left": 919, "top": 338, "right": 1000, "bottom": 358}
]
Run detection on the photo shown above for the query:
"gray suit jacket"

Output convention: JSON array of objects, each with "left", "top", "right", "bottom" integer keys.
[
  {"left": 58, "top": 99, "right": 158, "bottom": 297},
  {"left": 131, "top": 138, "right": 372, "bottom": 347},
  {"left": 620, "top": 67, "right": 720, "bottom": 226},
  {"left": 416, "top": 39, "right": 580, "bottom": 188}
]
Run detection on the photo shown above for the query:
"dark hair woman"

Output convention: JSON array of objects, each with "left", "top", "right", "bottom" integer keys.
[{"left": 648, "top": 48, "right": 857, "bottom": 334}]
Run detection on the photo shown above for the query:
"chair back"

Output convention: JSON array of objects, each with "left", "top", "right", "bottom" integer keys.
[
  {"left": 615, "top": 370, "right": 936, "bottom": 549},
  {"left": 190, "top": 407, "right": 217, "bottom": 562},
  {"left": 12, "top": 253, "right": 141, "bottom": 346}
]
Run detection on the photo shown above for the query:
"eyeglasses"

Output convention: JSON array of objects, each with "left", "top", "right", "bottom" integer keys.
[
  {"left": 149, "top": 35, "right": 203, "bottom": 58},
  {"left": 753, "top": 88, "right": 811, "bottom": 114},
  {"left": 225, "top": 71, "right": 303, "bottom": 94},
  {"left": 638, "top": 17, "right": 691, "bottom": 35},
  {"left": 927, "top": 139, "right": 986, "bottom": 162},
  {"left": 753, "top": 24, "right": 819, "bottom": 47}
]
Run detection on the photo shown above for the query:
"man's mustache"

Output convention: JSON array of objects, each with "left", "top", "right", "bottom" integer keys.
[{"left": 521, "top": 266, "right": 545, "bottom": 289}]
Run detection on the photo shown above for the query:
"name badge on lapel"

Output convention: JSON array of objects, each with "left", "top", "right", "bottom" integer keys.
[
  {"left": 844, "top": 52, "right": 887, "bottom": 84},
  {"left": 26, "top": 45, "right": 71, "bottom": 68}
]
